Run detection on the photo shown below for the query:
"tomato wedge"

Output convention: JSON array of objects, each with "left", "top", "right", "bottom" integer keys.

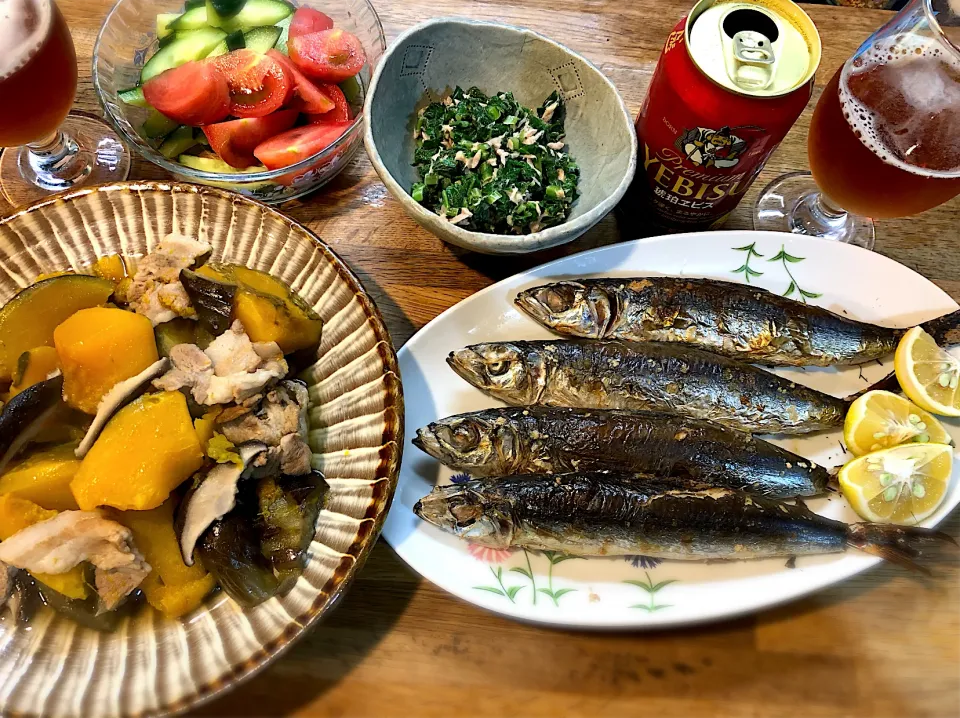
[
  {"left": 202, "top": 110, "right": 299, "bottom": 168},
  {"left": 142, "top": 61, "right": 230, "bottom": 126},
  {"left": 266, "top": 49, "right": 335, "bottom": 114},
  {"left": 288, "top": 28, "right": 366, "bottom": 83},
  {"left": 307, "top": 83, "right": 351, "bottom": 123},
  {"left": 253, "top": 122, "right": 352, "bottom": 169},
  {"left": 289, "top": 7, "right": 334, "bottom": 38},
  {"left": 213, "top": 49, "right": 292, "bottom": 118}
]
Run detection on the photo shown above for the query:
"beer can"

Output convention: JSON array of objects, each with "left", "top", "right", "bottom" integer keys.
[{"left": 621, "top": 0, "right": 821, "bottom": 234}]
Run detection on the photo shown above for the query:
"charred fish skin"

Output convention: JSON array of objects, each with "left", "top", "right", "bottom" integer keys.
[
  {"left": 516, "top": 277, "right": 900, "bottom": 367},
  {"left": 448, "top": 339, "right": 848, "bottom": 434},
  {"left": 414, "top": 474, "right": 952, "bottom": 568},
  {"left": 413, "top": 406, "right": 829, "bottom": 497}
]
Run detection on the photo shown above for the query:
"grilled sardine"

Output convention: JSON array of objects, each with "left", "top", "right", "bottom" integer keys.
[
  {"left": 516, "top": 277, "right": 960, "bottom": 367},
  {"left": 414, "top": 473, "right": 953, "bottom": 569},
  {"left": 414, "top": 407, "right": 829, "bottom": 497},
  {"left": 447, "top": 339, "right": 848, "bottom": 434}
]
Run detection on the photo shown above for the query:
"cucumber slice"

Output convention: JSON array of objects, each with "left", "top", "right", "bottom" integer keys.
[
  {"left": 208, "top": 0, "right": 246, "bottom": 21},
  {"left": 184, "top": 0, "right": 206, "bottom": 8},
  {"left": 242, "top": 25, "right": 282, "bottom": 53},
  {"left": 118, "top": 86, "right": 148, "bottom": 108},
  {"left": 177, "top": 154, "right": 268, "bottom": 174},
  {"left": 141, "top": 27, "right": 226, "bottom": 82},
  {"left": 159, "top": 127, "right": 200, "bottom": 159},
  {"left": 205, "top": 0, "right": 292, "bottom": 33},
  {"left": 168, "top": 6, "right": 208, "bottom": 31},
  {"left": 157, "top": 13, "right": 181, "bottom": 39},
  {"left": 339, "top": 76, "right": 361, "bottom": 104},
  {"left": 206, "top": 29, "right": 245, "bottom": 57},
  {"left": 273, "top": 14, "right": 291, "bottom": 54},
  {"left": 141, "top": 109, "right": 179, "bottom": 140}
]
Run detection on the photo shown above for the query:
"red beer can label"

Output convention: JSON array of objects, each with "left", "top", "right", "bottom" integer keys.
[{"left": 625, "top": 0, "right": 821, "bottom": 233}]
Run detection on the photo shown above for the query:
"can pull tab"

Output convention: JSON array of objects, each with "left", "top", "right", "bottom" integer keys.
[{"left": 728, "top": 30, "right": 776, "bottom": 90}]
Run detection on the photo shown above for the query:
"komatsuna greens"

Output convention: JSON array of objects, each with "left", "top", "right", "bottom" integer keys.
[{"left": 411, "top": 86, "right": 580, "bottom": 235}]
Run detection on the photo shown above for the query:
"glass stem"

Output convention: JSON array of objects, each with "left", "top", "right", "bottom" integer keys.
[
  {"left": 25, "top": 129, "right": 90, "bottom": 188},
  {"left": 790, "top": 189, "right": 852, "bottom": 236}
]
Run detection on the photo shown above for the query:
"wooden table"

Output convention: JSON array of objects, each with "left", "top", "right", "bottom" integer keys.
[{"left": 20, "top": 0, "right": 960, "bottom": 715}]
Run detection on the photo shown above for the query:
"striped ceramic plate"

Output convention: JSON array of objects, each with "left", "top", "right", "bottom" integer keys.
[{"left": 0, "top": 182, "right": 403, "bottom": 717}]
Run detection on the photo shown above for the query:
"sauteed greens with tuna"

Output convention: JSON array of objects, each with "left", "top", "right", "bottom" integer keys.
[
  {"left": 0, "top": 237, "right": 327, "bottom": 629},
  {"left": 411, "top": 86, "right": 580, "bottom": 234}
]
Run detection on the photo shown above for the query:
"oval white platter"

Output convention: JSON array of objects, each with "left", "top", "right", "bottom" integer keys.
[{"left": 382, "top": 231, "right": 960, "bottom": 628}]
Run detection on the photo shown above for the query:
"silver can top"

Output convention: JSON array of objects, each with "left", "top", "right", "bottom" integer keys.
[{"left": 686, "top": 0, "right": 821, "bottom": 97}]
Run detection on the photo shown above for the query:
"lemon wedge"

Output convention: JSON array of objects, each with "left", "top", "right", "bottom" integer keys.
[
  {"left": 895, "top": 326, "right": 960, "bottom": 416},
  {"left": 838, "top": 443, "right": 952, "bottom": 524},
  {"left": 844, "top": 390, "right": 952, "bottom": 456}
]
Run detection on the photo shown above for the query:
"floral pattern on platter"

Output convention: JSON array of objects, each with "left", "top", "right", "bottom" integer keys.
[{"left": 731, "top": 242, "right": 822, "bottom": 302}]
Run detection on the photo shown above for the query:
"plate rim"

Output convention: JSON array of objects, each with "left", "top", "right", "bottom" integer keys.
[
  {"left": 0, "top": 180, "right": 405, "bottom": 716},
  {"left": 387, "top": 230, "right": 959, "bottom": 630}
]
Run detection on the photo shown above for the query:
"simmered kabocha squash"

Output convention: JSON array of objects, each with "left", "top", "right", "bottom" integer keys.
[
  {"left": 0, "top": 444, "right": 81, "bottom": 510},
  {"left": 0, "top": 275, "right": 114, "bottom": 381},
  {"left": 0, "top": 494, "right": 88, "bottom": 599},
  {"left": 90, "top": 254, "right": 130, "bottom": 283},
  {"left": 193, "top": 263, "right": 322, "bottom": 353},
  {"left": 8, "top": 346, "right": 61, "bottom": 398},
  {"left": 234, "top": 289, "right": 323, "bottom": 355},
  {"left": 54, "top": 307, "right": 160, "bottom": 414},
  {"left": 71, "top": 391, "right": 204, "bottom": 511},
  {"left": 109, "top": 499, "right": 215, "bottom": 618}
]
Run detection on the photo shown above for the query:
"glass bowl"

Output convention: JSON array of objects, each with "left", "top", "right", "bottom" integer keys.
[{"left": 93, "top": 0, "right": 385, "bottom": 204}]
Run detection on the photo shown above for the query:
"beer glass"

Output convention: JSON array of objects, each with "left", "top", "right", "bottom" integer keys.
[
  {"left": 0, "top": 0, "right": 129, "bottom": 207},
  {"left": 754, "top": 0, "right": 960, "bottom": 250}
]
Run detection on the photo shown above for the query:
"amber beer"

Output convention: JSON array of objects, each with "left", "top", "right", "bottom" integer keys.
[
  {"left": 808, "top": 48, "right": 960, "bottom": 219},
  {"left": 621, "top": 0, "right": 821, "bottom": 233},
  {"left": 0, "top": 0, "right": 78, "bottom": 148}
]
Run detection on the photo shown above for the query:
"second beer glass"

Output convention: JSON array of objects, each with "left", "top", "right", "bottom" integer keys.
[{"left": 755, "top": 0, "right": 960, "bottom": 249}]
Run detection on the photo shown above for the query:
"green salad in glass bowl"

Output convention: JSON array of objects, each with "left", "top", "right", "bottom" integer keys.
[{"left": 94, "top": 0, "right": 385, "bottom": 203}]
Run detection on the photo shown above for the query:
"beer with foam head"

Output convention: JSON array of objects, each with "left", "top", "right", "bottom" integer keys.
[
  {"left": 0, "top": 0, "right": 77, "bottom": 147},
  {"left": 808, "top": 18, "right": 960, "bottom": 218}
]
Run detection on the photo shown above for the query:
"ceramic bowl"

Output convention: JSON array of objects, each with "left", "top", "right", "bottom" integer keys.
[
  {"left": 363, "top": 18, "right": 638, "bottom": 255},
  {"left": 0, "top": 182, "right": 403, "bottom": 717},
  {"left": 94, "top": 0, "right": 386, "bottom": 204}
]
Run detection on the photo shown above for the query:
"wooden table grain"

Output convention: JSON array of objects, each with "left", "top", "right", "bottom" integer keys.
[{"left": 14, "top": 0, "right": 960, "bottom": 715}]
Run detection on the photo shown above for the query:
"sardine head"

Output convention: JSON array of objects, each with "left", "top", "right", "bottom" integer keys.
[
  {"left": 447, "top": 343, "right": 546, "bottom": 405},
  {"left": 414, "top": 416, "right": 519, "bottom": 474},
  {"left": 516, "top": 281, "right": 613, "bottom": 339},
  {"left": 413, "top": 485, "right": 513, "bottom": 548}
]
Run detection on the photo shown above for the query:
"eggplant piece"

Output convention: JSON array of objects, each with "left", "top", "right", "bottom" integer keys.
[
  {"left": 256, "top": 470, "right": 328, "bottom": 595},
  {"left": 0, "top": 376, "right": 64, "bottom": 474},
  {"left": 180, "top": 269, "right": 236, "bottom": 338},
  {"left": 177, "top": 442, "right": 267, "bottom": 566},
  {"left": 75, "top": 358, "right": 170, "bottom": 458},
  {"left": 154, "top": 318, "right": 198, "bottom": 358},
  {"left": 196, "top": 493, "right": 279, "bottom": 607}
]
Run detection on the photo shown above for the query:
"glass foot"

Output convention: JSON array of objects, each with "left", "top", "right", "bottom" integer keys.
[
  {"left": 754, "top": 171, "right": 875, "bottom": 250},
  {"left": 0, "top": 114, "right": 130, "bottom": 208}
]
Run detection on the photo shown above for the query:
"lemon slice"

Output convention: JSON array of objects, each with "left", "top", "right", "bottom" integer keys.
[
  {"left": 895, "top": 326, "right": 960, "bottom": 416},
  {"left": 844, "top": 390, "right": 952, "bottom": 456},
  {"left": 838, "top": 443, "right": 952, "bottom": 524}
]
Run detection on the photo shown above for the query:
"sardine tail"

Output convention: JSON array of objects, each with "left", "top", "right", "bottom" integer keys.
[
  {"left": 921, "top": 310, "right": 960, "bottom": 347},
  {"left": 847, "top": 523, "right": 958, "bottom": 574},
  {"left": 844, "top": 370, "right": 900, "bottom": 402}
]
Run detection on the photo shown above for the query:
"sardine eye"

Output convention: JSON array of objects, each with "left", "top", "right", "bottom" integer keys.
[
  {"left": 487, "top": 361, "right": 510, "bottom": 376},
  {"left": 539, "top": 285, "right": 578, "bottom": 312},
  {"left": 445, "top": 422, "right": 480, "bottom": 450}
]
